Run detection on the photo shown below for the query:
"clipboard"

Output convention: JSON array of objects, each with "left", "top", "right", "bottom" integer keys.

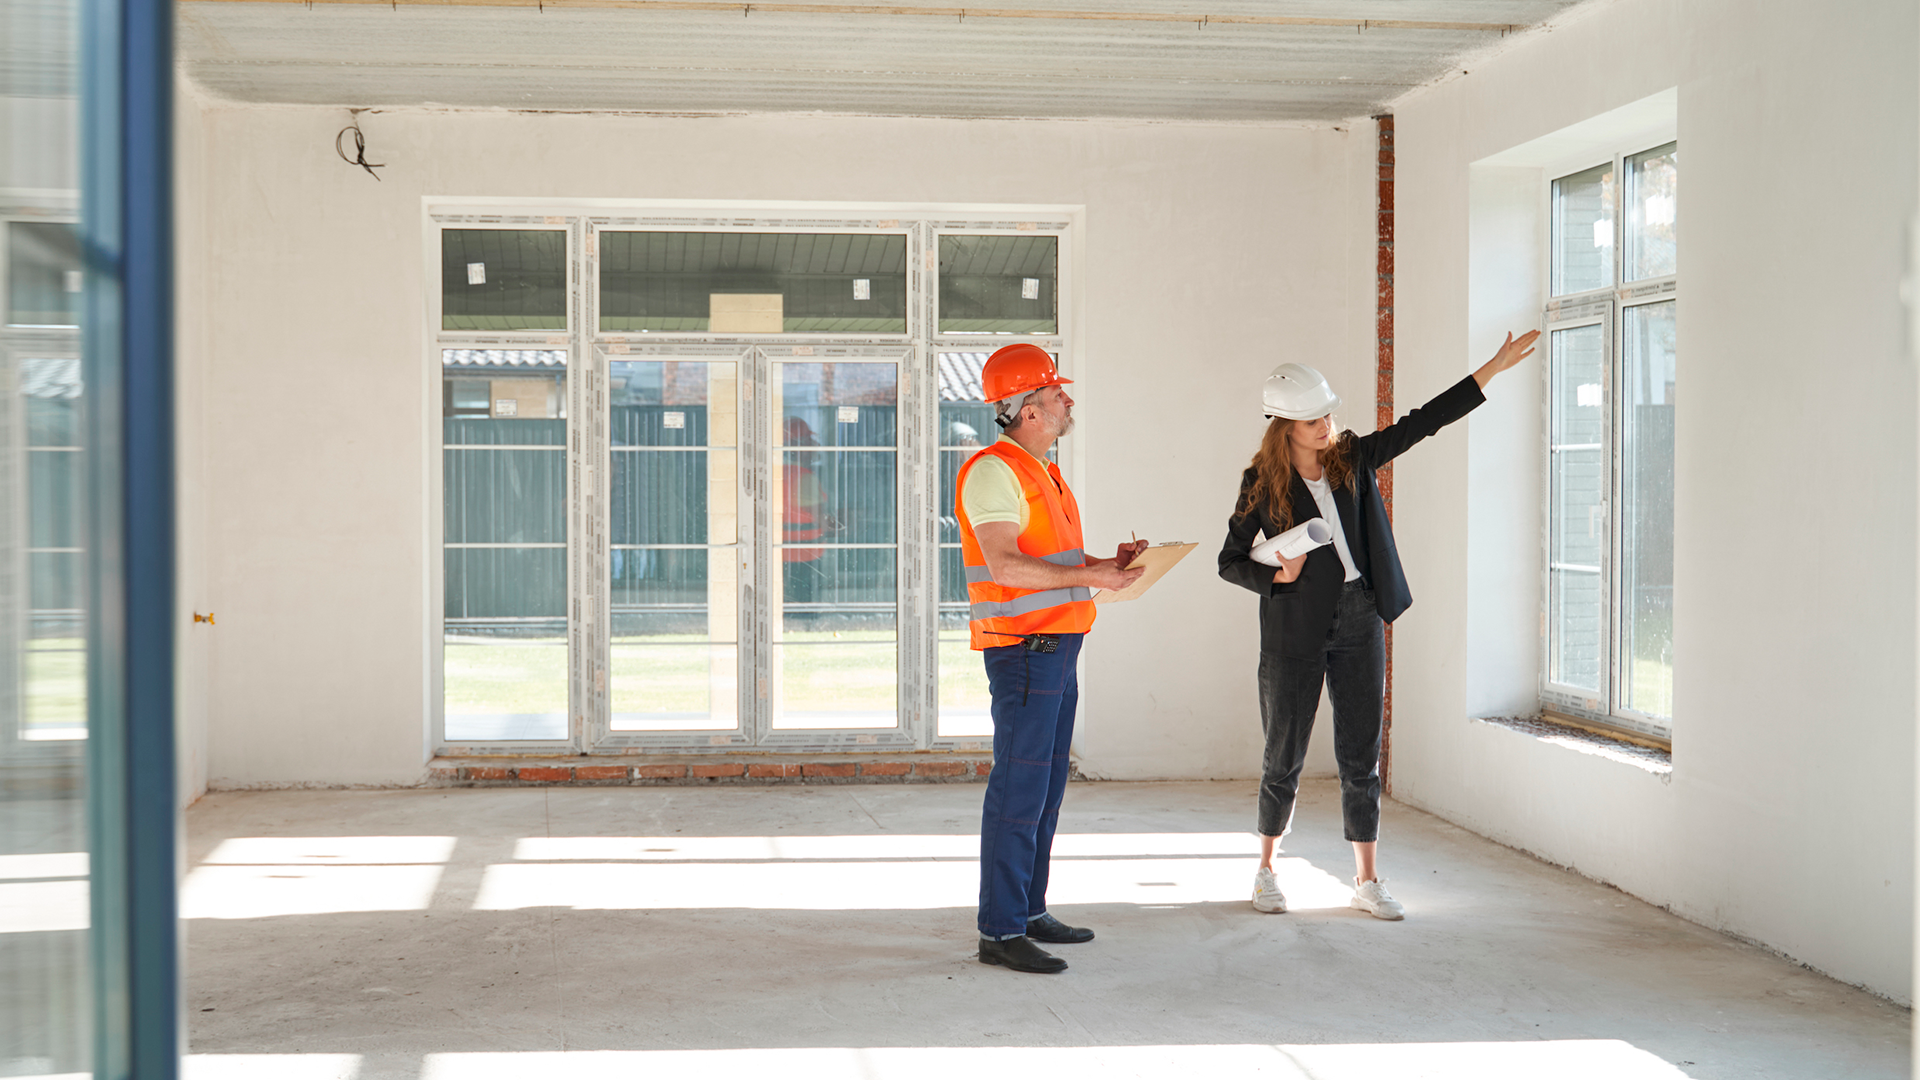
[{"left": 1093, "top": 542, "right": 1198, "bottom": 604}]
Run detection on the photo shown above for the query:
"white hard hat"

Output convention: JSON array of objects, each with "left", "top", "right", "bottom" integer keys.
[{"left": 1262, "top": 363, "right": 1341, "bottom": 421}]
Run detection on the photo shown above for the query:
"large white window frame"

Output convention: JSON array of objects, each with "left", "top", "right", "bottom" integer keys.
[
  {"left": 426, "top": 202, "right": 1079, "bottom": 756},
  {"left": 1540, "top": 146, "right": 1678, "bottom": 742}
]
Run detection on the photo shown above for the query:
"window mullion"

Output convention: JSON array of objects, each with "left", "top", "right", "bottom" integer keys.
[{"left": 1606, "top": 303, "right": 1621, "bottom": 721}]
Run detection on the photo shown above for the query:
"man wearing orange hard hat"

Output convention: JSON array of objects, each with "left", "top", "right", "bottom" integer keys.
[{"left": 954, "top": 342, "right": 1147, "bottom": 975}]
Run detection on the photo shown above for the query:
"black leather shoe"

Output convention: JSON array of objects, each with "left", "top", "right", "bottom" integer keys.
[
  {"left": 978, "top": 935, "right": 1067, "bottom": 973},
  {"left": 1026, "top": 913, "right": 1095, "bottom": 944}
]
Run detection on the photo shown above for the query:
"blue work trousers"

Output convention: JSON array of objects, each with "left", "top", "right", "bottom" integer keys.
[{"left": 977, "top": 633, "right": 1083, "bottom": 938}]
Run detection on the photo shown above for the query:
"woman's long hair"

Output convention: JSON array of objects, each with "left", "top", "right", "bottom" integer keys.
[{"left": 1238, "top": 418, "right": 1354, "bottom": 532}]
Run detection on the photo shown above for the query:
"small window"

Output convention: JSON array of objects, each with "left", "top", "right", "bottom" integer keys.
[
  {"left": 441, "top": 230, "right": 568, "bottom": 331},
  {"left": 599, "top": 232, "right": 907, "bottom": 334},
  {"left": 1624, "top": 142, "right": 1678, "bottom": 282},
  {"left": 939, "top": 235, "right": 1058, "bottom": 334},
  {"left": 1550, "top": 163, "right": 1613, "bottom": 297}
]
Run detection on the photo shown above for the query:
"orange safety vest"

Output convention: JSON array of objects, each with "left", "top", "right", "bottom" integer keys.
[
  {"left": 781, "top": 462, "right": 824, "bottom": 563},
  {"left": 954, "top": 441, "right": 1097, "bottom": 651}
]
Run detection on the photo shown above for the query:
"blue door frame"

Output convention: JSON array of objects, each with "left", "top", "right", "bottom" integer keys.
[{"left": 81, "top": 0, "right": 177, "bottom": 1074}]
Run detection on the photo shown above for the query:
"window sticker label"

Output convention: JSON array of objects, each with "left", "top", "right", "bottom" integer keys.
[
  {"left": 663, "top": 412, "right": 685, "bottom": 429},
  {"left": 837, "top": 406, "right": 859, "bottom": 424},
  {"left": 467, "top": 262, "right": 486, "bottom": 285},
  {"left": 494, "top": 398, "right": 517, "bottom": 417}
]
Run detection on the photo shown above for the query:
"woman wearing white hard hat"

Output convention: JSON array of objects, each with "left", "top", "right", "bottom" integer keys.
[{"left": 1218, "top": 331, "right": 1539, "bottom": 920}]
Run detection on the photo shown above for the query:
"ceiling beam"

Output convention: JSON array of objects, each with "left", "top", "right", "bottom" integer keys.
[{"left": 184, "top": 0, "right": 1528, "bottom": 34}]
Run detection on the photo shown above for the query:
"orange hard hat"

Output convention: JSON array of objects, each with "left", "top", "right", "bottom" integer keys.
[{"left": 980, "top": 343, "right": 1072, "bottom": 404}]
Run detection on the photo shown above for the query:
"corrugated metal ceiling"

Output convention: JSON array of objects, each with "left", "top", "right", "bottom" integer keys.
[{"left": 175, "top": 0, "right": 1591, "bottom": 122}]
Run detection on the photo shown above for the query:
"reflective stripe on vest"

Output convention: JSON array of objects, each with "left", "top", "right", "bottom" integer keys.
[{"left": 969, "top": 585, "right": 1095, "bottom": 622}]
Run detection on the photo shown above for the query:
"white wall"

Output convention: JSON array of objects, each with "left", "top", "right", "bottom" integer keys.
[
  {"left": 1389, "top": 0, "right": 1918, "bottom": 1000},
  {"left": 183, "top": 102, "right": 1374, "bottom": 788}
]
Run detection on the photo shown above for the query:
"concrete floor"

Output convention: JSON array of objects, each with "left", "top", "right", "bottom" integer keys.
[{"left": 182, "top": 780, "right": 1908, "bottom": 1080}]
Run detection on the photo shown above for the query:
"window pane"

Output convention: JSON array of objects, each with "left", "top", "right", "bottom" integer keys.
[
  {"left": 600, "top": 232, "right": 907, "bottom": 333},
  {"left": 443, "top": 630, "right": 568, "bottom": 741},
  {"left": 442, "top": 351, "right": 568, "bottom": 444},
  {"left": 783, "top": 450, "right": 896, "bottom": 546},
  {"left": 1620, "top": 302, "right": 1676, "bottom": 721},
  {"left": 775, "top": 359, "right": 898, "bottom": 730},
  {"left": 28, "top": 448, "right": 81, "bottom": 549},
  {"left": 442, "top": 229, "right": 567, "bottom": 331},
  {"left": 443, "top": 549, "right": 567, "bottom": 742},
  {"left": 612, "top": 450, "right": 708, "bottom": 545},
  {"left": 612, "top": 549, "right": 738, "bottom": 732},
  {"left": 18, "top": 356, "right": 86, "bottom": 744},
  {"left": 774, "top": 549, "right": 898, "bottom": 729},
  {"left": 444, "top": 449, "right": 565, "bottom": 544},
  {"left": 939, "top": 235, "right": 1058, "bottom": 334},
  {"left": 1625, "top": 142, "right": 1678, "bottom": 282},
  {"left": 26, "top": 628, "right": 85, "bottom": 741},
  {"left": 1548, "top": 324, "right": 1607, "bottom": 694},
  {"left": 611, "top": 359, "right": 735, "bottom": 447},
  {"left": 23, "top": 357, "right": 82, "bottom": 446},
  {"left": 7, "top": 221, "right": 81, "bottom": 326},
  {"left": 1551, "top": 163, "right": 1614, "bottom": 296},
  {"left": 610, "top": 360, "right": 740, "bottom": 732},
  {"left": 781, "top": 362, "right": 897, "bottom": 448},
  {"left": 442, "top": 353, "right": 568, "bottom": 741}
]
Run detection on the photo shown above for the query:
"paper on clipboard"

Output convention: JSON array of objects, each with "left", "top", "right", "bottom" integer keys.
[{"left": 1093, "top": 542, "right": 1198, "bottom": 604}]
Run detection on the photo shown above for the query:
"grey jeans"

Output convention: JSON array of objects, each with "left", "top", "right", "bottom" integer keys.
[{"left": 1256, "top": 579, "right": 1386, "bottom": 842}]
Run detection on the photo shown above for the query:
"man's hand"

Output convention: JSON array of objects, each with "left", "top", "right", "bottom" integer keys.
[
  {"left": 1088, "top": 560, "right": 1146, "bottom": 591},
  {"left": 1114, "top": 539, "right": 1149, "bottom": 569}
]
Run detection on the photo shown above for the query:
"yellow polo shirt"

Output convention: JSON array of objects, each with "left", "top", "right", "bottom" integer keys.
[{"left": 959, "top": 436, "right": 1049, "bottom": 531}]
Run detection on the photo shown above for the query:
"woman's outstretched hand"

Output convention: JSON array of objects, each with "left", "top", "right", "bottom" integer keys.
[{"left": 1473, "top": 329, "right": 1542, "bottom": 389}]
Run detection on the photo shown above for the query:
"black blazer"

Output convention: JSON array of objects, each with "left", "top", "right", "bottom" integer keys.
[{"left": 1218, "top": 375, "right": 1486, "bottom": 659}]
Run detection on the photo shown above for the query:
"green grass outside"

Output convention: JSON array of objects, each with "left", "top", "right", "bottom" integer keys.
[
  {"left": 445, "top": 632, "right": 992, "bottom": 720},
  {"left": 25, "top": 638, "right": 85, "bottom": 736}
]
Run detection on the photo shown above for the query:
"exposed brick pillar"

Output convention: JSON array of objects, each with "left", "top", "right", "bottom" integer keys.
[{"left": 1374, "top": 115, "right": 1396, "bottom": 796}]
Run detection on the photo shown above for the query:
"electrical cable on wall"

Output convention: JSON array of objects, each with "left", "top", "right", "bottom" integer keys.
[{"left": 335, "top": 120, "right": 385, "bottom": 181}]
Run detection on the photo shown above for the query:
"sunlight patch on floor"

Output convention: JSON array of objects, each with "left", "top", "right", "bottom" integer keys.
[
  {"left": 185, "top": 1054, "right": 362, "bottom": 1079},
  {"left": 406, "top": 1041, "right": 1690, "bottom": 1079},
  {"left": 512, "top": 832, "right": 1260, "bottom": 862},
  {"left": 181, "top": 837, "right": 457, "bottom": 920}
]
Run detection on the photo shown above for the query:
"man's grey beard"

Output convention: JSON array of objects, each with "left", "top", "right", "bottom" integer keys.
[{"left": 1056, "top": 410, "right": 1075, "bottom": 437}]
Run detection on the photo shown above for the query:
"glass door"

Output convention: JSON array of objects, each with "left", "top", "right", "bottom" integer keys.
[
  {"left": 604, "top": 350, "right": 746, "bottom": 739},
  {"left": 766, "top": 350, "right": 906, "bottom": 739}
]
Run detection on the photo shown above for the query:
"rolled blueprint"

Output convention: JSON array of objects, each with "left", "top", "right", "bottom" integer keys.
[{"left": 1250, "top": 518, "right": 1334, "bottom": 566}]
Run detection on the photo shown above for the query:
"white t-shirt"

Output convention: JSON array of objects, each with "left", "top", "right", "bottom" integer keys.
[{"left": 1302, "top": 473, "right": 1362, "bottom": 583}]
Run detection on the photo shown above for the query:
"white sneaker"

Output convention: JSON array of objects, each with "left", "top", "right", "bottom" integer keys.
[
  {"left": 1252, "top": 867, "right": 1287, "bottom": 913},
  {"left": 1351, "top": 877, "right": 1405, "bottom": 920}
]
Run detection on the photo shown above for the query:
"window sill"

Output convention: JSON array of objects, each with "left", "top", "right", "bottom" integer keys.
[{"left": 1472, "top": 715, "right": 1672, "bottom": 777}]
